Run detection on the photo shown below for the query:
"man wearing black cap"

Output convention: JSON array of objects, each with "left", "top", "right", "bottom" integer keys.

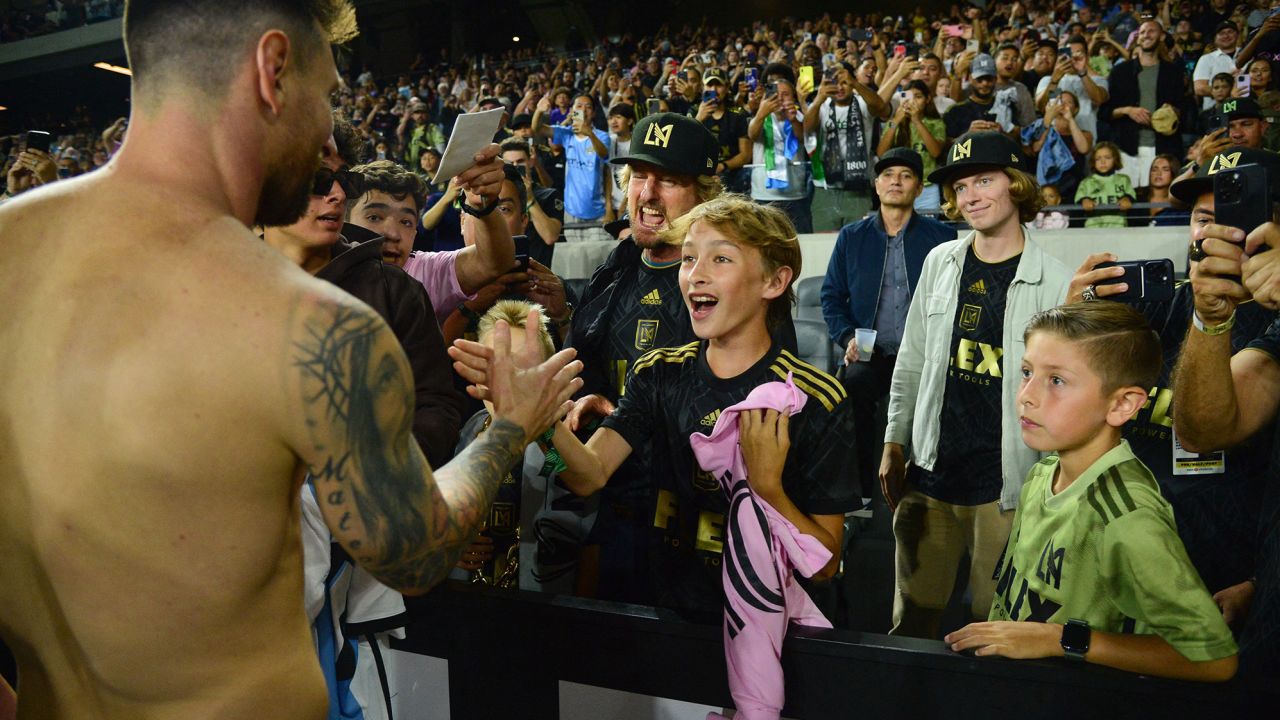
[
  {"left": 1167, "top": 145, "right": 1280, "bottom": 677},
  {"left": 562, "top": 112, "right": 723, "bottom": 603},
  {"left": 820, "top": 147, "right": 957, "bottom": 500},
  {"left": 696, "top": 68, "right": 752, "bottom": 193},
  {"left": 1194, "top": 21, "right": 1241, "bottom": 110},
  {"left": 881, "top": 131, "right": 1071, "bottom": 639},
  {"left": 943, "top": 54, "right": 1003, "bottom": 142}
]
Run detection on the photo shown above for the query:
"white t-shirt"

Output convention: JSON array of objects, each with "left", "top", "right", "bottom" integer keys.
[
  {"left": 1193, "top": 49, "right": 1239, "bottom": 110},
  {"left": 1036, "top": 72, "right": 1110, "bottom": 137}
]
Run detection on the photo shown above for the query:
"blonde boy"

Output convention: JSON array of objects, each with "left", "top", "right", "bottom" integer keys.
[
  {"left": 946, "top": 301, "right": 1238, "bottom": 681},
  {"left": 455, "top": 195, "right": 859, "bottom": 615}
]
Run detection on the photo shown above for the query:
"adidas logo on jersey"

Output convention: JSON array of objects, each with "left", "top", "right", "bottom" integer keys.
[
  {"left": 640, "top": 289, "right": 662, "bottom": 305},
  {"left": 967, "top": 279, "right": 987, "bottom": 295},
  {"left": 701, "top": 409, "right": 721, "bottom": 427}
]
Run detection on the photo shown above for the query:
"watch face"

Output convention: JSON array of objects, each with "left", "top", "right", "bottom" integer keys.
[{"left": 1061, "top": 619, "right": 1091, "bottom": 654}]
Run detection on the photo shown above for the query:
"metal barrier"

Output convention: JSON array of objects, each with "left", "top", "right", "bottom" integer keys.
[{"left": 394, "top": 583, "right": 1273, "bottom": 720}]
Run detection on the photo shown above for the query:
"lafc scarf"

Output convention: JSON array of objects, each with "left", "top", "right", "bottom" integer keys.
[
  {"left": 762, "top": 114, "right": 801, "bottom": 189},
  {"left": 811, "top": 99, "right": 870, "bottom": 192}
]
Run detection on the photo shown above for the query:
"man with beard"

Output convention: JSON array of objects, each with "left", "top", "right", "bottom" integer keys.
[
  {"left": 943, "top": 54, "right": 1004, "bottom": 142},
  {"left": 0, "top": 1, "right": 584, "bottom": 716},
  {"left": 562, "top": 112, "right": 722, "bottom": 603},
  {"left": 1102, "top": 19, "right": 1186, "bottom": 188}
]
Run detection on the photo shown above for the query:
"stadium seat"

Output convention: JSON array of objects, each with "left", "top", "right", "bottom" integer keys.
[
  {"left": 793, "top": 318, "right": 836, "bottom": 375},
  {"left": 795, "top": 275, "right": 824, "bottom": 322}
]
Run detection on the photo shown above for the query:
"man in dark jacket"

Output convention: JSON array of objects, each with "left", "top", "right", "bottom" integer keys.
[
  {"left": 820, "top": 148, "right": 956, "bottom": 497},
  {"left": 263, "top": 137, "right": 465, "bottom": 467},
  {"left": 1101, "top": 19, "right": 1187, "bottom": 188}
]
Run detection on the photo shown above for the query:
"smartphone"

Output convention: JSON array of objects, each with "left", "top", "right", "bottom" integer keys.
[
  {"left": 967, "top": 39, "right": 982, "bottom": 54},
  {"left": 1059, "top": 47, "right": 1072, "bottom": 59},
  {"left": 1215, "top": 162, "right": 1273, "bottom": 239},
  {"left": 25, "top": 130, "right": 51, "bottom": 154},
  {"left": 893, "top": 43, "right": 907, "bottom": 58},
  {"left": 1096, "top": 259, "right": 1175, "bottom": 302},
  {"left": 646, "top": 98, "right": 662, "bottom": 116},
  {"left": 745, "top": 67, "right": 759, "bottom": 92},
  {"left": 1237, "top": 73, "right": 1252, "bottom": 97},
  {"left": 513, "top": 235, "right": 530, "bottom": 272},
  {"left": 765, "top": 81, "right": 779, "bottom": 98},
  {"left": 943, "top": 24, "right": 965, "bottom": 38},
  {"left": 571, "top": 109, "right": 584, "bottom": 126},
  {"left": 823, "top": 67, "right": 838, "bottom": 85},
  {"left": 702, "top": 89, "right": 718, "bottom": 104},
  {"left": 849, "top": 29, "right": 872, "bottom": 42},
  {"left": 798, "top": 65, "right": 814, "bottom": 90}
]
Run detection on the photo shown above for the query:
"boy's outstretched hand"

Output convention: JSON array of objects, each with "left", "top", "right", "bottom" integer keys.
[{"left": 945, "top": 621, "right": 1064, "bottom": 659}]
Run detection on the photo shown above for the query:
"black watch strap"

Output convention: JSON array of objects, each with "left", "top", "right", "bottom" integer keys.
[
  {"left": 1061, "top": 618, "right": 1091, "bottom": 662},
  {"left": 459, "top": 197, "right": 501, "bottom": 217}
]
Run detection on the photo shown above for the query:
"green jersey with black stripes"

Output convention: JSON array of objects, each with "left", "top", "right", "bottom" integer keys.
[{"left": 988, "top": 441, "right": 1237, "bottom": 662}]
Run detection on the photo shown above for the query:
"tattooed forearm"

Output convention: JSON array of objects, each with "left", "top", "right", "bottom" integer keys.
[{"left": 294, "top": 299, "right": 526, "bottom": 593}]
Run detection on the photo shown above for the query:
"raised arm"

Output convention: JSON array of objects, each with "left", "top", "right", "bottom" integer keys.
[
  {"left": 286, "top": 295, "right": 582, "bottom": 594},
  {"left": 454, "top": 148, "right": 517, "bottom": 294}
]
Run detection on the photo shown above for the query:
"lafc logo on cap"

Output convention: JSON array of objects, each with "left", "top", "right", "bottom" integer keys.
[
  {"left": 644, "top": 123, "right": 673, "bottom": 148},
  {"left": 1207, "top": 151, "right": 1242, "bottom": 175},
  {"left": 1223, "top": 100, "right": 1238, "bottom": 114},
  {"left": 951, "top": 138, "right": 972, "bottom": 162}
]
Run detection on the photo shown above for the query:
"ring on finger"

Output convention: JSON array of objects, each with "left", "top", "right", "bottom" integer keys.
[{"left": 1081, "top": 284, "right": 1098, "bottom": 302}]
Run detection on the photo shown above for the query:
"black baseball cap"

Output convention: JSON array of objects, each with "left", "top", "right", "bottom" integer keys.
[
  {"left": 610, "top": 112, "right": 720, "bottom": 176},
  {"left": 1219, "top": 96, "right": 1262, "bottom": 121},
  {"left": 927, "top": 131, "right": 1029, "bottom": 186},
  {"left": 875, "top": 147, "right": 924, "bottom": 177},
  {"left": 1215, "top": 20, "right": 1238, "bottom": 35},
  {"left": 1169, "top": 146, "right": 1280, "bottom": 205}
]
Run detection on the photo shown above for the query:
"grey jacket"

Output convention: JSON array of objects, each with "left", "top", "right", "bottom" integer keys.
[{"left": 884, "top": 228, "right": 1072, "bottom": 509}]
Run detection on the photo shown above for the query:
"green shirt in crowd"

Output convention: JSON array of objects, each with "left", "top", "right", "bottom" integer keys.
[
  {"left": 989, "top": 441, "right": 1238, "bottom": 663},
  {"left": 1076, "top": 171, "right": 1135, "bottom": 229}
]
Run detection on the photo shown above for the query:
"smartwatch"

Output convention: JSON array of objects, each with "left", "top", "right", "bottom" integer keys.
[{"left": 1060, "top": 618, "right": 1091, "bottom": 662}]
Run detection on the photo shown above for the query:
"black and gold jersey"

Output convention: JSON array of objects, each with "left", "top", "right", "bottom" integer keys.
[
  {"left": 599, "top": 259, "right": 692, "bottom": 402},
  {"left": 601, "top": 340, "right": 860, "bottom": 614}
]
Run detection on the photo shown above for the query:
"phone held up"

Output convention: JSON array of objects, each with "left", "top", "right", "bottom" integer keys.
[
  {"left": 1205, "top": 162, "right": 1276, "bottom": 282},
  {"left": 1096, "top": 259, "right": 1175, "bottom": 303},
  {"left": 25, "top": 130, "right": 52, "bottom": 154}
]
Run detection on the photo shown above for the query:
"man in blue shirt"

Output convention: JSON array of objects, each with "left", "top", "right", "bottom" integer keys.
[
  {"left": 534, "top": 94, "right": 610, "bottom": 225},
  {"left": 820, "top": 147, "right": 957, "bottom": 498}
]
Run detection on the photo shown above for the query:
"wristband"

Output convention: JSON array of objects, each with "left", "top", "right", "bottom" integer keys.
[
  {"left": 1193, "top": 309, "right": 1235, "bottom": 336},
  {"left": 459, "top": 197, "right": 501, "bottom": 217}
]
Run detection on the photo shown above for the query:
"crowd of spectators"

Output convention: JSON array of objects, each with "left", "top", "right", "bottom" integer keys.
[
  {"left": 0, "top": 0, "right": 122, "bottom": 44},
  {"left": 4, "top": 2, "right": 1280, "bottom": 708}
]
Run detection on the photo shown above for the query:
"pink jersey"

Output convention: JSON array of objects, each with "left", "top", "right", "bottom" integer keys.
[{"left": 690, "top": 375, "right": 833, "bottom": 720}]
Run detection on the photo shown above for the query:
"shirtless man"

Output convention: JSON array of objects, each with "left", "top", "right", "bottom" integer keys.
[{"left": 0, "top": 1, "right": 582, "bottom": 717}]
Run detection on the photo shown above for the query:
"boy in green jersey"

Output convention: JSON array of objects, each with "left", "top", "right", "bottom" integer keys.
[{"left": 945, "top": 301, "right": 1239, "bottom": 681}]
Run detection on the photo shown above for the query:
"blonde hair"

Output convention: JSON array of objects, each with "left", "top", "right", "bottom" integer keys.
[
  {"left": 477, "top": 300, "right": 555, "bottom": 361},
  {"left": 658, "top": 194, "right": 800, "bottom": 331},
  {"left": 940, "top": 167, "right": 1044, "bottom": 223},
  {"left": 615, "top": 164, "right": 723, "bottom": 217},
  {"left": 1024, "top": 301, "right": 1161, "bottom": 392}
]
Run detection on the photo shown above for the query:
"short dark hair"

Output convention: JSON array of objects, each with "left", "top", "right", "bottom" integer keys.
[
  {"left": 1024, "top": 301, "right": 1161, "bottom": 392},
  {"left": 332, "top": 114, "right": 365, "bottom": 166},
  {"left": 499, "top": 137, "right": 532, "bottom": 158},
  {"left": 124, "top": 0, "right": 357, "bottom": 96},
  {"left": 1066, "top": 34, "right": 1089, "bottom": 51},
  {"left": 763, "top": 62, "right": 797, "bottom": 86},
  {"left": 502, "top": 164, "right": 529, "bottom": 215},
  {"left": 348, "top": 159, "right": 428, "bottom": 215}
]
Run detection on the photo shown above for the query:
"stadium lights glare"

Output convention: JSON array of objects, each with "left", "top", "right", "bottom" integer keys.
[
  {"left": 93, "top": 62, "right": 132, "bottom": 76},
  {"left": 0, "top": 106, "right": 7, "bottom": 112},
  {"left": 513, "top": 36, "right": 520, "bottom": 42}
]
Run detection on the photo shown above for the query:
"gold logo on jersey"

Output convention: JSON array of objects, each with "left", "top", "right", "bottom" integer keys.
[
  {"left": 635, "top": 319, "right": 659, "bottom": 350},
  {"left": 1207, "top": 151, "right": 1242, "bottom": 175},
  {"left": 951, "top": 138, "right": 972, "bottom": 162},
  {"left": 701, "top": 409, "right": 721, "bottom": 427},
  {"left": 640, "top": 289, "right": 662, "bottom": 305},
  {"left": 960, "top": 303, "right": 982, "bottom": 331},
  {"left": 644, "top": 122, "right": 674, "bottom": 148},
  {"left": 966, "top": 279, "right": 987, "bottom": 295},
  {"left": 490, "top": 502, "right": 516, "bottom": 532},
  {"left": 693, "top": 468, "right": 720, "bottom": 492}
]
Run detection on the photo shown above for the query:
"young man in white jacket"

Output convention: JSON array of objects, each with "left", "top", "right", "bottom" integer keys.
[{"left": 880, "top": 131, "right": 1072, "bottom": 639}]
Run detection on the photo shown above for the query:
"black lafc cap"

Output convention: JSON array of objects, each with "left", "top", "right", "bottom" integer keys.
[
  {"left": 1219, "top": 96, "right": 1263, "bottom": 121},
  {"left": 875, "top": 147, "right": 924, "bottom": 178},
  {"left": 927, "top": 130, "right": 1029, "bottom": 186},
  {"left": 611, "top": 112, "right": 720, "bottom": 176},
  {"left": 1170, "top": 146, "right": 1280, "bottom": 205}
]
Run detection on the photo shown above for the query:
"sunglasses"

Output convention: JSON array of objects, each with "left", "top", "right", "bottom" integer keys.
[{"left": 311, "top": 167, "right": 361, "bottom": 197}]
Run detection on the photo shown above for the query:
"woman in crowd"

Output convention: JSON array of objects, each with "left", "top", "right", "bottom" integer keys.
[
  {"left": 1132, "top": 153, "right": 1188, "bottom": 227},
  {"left": 1030, "top": 90, "right": 1092, "bottom": 202},
  {"left": 876, "top": 79, "right": 946, "bottom": 211}
]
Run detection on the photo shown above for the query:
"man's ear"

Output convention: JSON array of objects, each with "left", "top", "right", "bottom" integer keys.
[
  {"left": 255, "top": 30, "right": 293, "bottom": 119},
  {"left": 762, "top": 264, "right": 794, "bottom": 301},
  {"left": 1107, "top": 385, "right": 1151, "bottom": 427}
]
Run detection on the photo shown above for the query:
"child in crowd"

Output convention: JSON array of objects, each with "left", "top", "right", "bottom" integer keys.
[
  {"left": 451, "top": 300, "right": 597, "bottom": 593},
  {"left": 945, "top": 302, "right": 1238, "bottom": 682},
  {"left": 1034, "top": 184, "right": 1070, "bottom": 229},
  {"left": 1076, "top": 142, "right": 1134, "bottom": 228},
  {"left": 499, "top": 195, "right": 860, "bottom": 617},
  {"left": 1197, "top": 73, "right": 1234, "bottom": 135}
]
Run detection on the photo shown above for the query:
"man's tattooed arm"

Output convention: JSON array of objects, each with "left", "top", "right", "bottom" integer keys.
[{"left": 291, "top": 297, "right": 526, "bottom": 593}]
